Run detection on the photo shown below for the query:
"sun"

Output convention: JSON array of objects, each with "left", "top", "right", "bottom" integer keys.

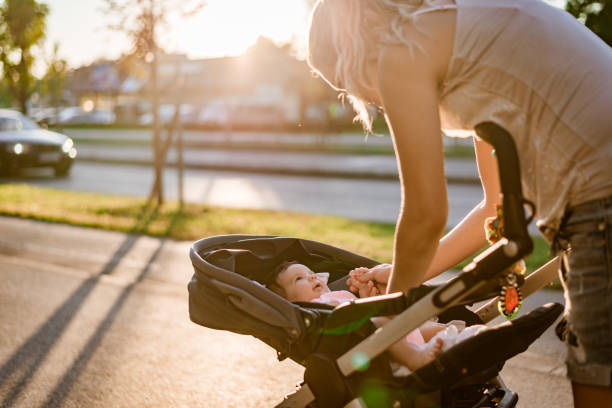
[{"left": 168, "top": 0, "right": 309, "bottom": 59}]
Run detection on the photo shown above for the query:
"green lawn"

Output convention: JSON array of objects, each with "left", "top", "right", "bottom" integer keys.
[{"left": 0, "top": 184, "right": 553, "bottom": 279}]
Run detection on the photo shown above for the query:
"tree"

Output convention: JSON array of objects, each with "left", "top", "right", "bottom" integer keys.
[
  {"left": 103, "top": 0, "right": 206, "bottom": 206},
  {"left": 42, "top": 43, "right": 68, "bottom": 119},
  {"left": 0, "top": 0, "right": 49, "bottom": 114},
  {"left": 566, "top": 0, "right": 612, "bottom": 46},
  {"left": 0, "top": 80, "right": 10, "bottom": 107}
]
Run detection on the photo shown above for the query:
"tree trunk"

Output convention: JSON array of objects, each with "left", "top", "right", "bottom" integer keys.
[
  {"left": 149, "top": 49, "right": 164, "bottom": 206},
  {"left": 18, "top": 50, "right": 29, "bottom": 115}
]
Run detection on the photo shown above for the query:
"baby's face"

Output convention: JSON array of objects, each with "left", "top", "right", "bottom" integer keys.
[{"left": 277, "top": 264, "right": 330, "bottom": 302}]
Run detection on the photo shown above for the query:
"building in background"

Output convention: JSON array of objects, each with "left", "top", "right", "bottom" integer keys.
[{"left": 59, "top": 37, "right": 350, "bottom": 130}]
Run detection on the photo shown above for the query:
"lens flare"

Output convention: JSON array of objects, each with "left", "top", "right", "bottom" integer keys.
[{"left": 351, "top": 351, "right": 370, "bottom": 371}]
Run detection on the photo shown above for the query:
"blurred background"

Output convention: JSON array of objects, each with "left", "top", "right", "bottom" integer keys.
[
  {"left": 2, "top": 0, "right": 362, "bottom": 132},
  {"left": 3, "top": 0, "right": 601, "bottom": 132},
  {"left": 0, "top": 0, "right": 608, "bottom": 205},
  {"left": 1, "top": 0, "right": 608, "bottom": 217}
]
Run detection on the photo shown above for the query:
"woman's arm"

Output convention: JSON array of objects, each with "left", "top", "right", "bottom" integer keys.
[
  {"left": 422, "top": 137, "right": 501, "bottom": 281},
  {"left": 378, "top": 44, "right": 448, "bottom": 294}
]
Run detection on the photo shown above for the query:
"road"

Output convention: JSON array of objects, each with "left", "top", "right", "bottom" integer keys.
[
  {"left": 0, "top": 217, "right": 571, "bottom": 408},
  {"left": 5, "top": 161, "right": 483, "bottom": 227}
]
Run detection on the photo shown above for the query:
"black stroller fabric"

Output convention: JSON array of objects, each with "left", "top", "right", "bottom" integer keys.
[
  {"left": 188, "top": 235, "right": 563, "bottom": 402},
  {"left": 202, "top": 237, "right": 363, "bottom": 286},
  {"left": 406, "top": 302, "right": 563, "bottom": 391},
  {"left": 188, "top": 235, "right": 379, "bottom": 359}
]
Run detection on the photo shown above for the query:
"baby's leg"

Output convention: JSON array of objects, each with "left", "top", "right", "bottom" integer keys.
[
  {"left": 388, "top": 337, "right": 443, "bottom": 372},
  {"left": 419, "top": 321, "right": 450, "bottom": 342}
]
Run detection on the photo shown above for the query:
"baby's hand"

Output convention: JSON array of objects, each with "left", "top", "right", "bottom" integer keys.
[
  {"left": 347, "top": 264, "right": 391, "bottom": 296},
  {"left": 347, "top": 267, "right": 377, "bottom": 297},
  {"left": 346, "top": 267, "right": 367, "bottom": 290},
  {"left": 348, "top": 267, "right": 368, "bottom": 281},
  {"left": 361, "top": 280, "right": 380, "bottom": 298}
]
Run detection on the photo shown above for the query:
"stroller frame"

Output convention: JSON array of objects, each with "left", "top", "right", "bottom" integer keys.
[
  {"left": 274, "top": 122, "right": 556, "bottom": 407},
  {"left": 188, "top": 122, "right": 563, "bottom": 408}
]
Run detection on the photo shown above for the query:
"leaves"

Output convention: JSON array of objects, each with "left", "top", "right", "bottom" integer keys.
[
  {"left": 0, "top": 0, "right": 50, "bottom": 113},
  {"left": 103, "top": 0, "right": 208, "bottom": 57},
  {"left": 101, "top": 0, "right": 208, "bottom": 206},
  {"left": 42, "top": 43, "right": 68, "bottom": 106},
  {"left": 566, "top": 0, "right": 612, "bottom": 46}
]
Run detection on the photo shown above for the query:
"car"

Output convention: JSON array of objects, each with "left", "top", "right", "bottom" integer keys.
[
  {"left": 139, "top": 104, "right": 195, "bottom": 126},
  {"left": 58, "top": 107, "right": 116, "bottom": 125},
  {"left": 0, "top": 109, "right": 77, "bottom": 177},
  {"left": 196, "top": 103, "right": 231, "bottom": 127}
]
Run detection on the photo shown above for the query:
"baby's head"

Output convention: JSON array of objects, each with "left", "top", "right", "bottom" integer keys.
[{"left": 268, "top": 261, "right": 330, "bottom": 302}]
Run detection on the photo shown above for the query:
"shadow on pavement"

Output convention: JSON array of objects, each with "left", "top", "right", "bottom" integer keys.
[
  {"left": 0, "top": 204, "right": 166, "bottom": 408},
  {"left": 41, "top": 239, "right": 166, "bottom": 408}
]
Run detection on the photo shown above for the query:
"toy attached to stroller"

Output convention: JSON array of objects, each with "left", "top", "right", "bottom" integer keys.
[{"left": 187, "top": 123, "right": 563, "bottom": 408}]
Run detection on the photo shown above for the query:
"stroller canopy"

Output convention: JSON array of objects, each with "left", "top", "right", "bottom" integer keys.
[{"left": 188, "top": 235, "right": 378, "bottom": 356}]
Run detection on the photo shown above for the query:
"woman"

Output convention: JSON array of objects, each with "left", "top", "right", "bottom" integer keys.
[{"left": 306, "top": 0, "right": 612, "bottom": 405}]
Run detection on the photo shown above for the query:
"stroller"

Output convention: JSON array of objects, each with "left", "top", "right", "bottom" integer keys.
[{"left": 187, "top": 122, "right": 563, "bottom": 408}]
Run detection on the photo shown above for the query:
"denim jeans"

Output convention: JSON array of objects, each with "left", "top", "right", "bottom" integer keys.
[{"left": 555, "top": 195, "right": 612, "bottom": 387}]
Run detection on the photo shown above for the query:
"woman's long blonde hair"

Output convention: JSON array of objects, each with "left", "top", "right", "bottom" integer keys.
[{"left": 307, "top": 0, "right": 434, "bottom": 133}]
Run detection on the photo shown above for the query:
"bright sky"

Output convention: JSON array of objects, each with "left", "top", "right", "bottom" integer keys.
[
  {"left": 42, "top": 0, "right": 310, "bottom": 70},
  {"left": 41, "top": 0, "right": 566, "bottom": 72}
]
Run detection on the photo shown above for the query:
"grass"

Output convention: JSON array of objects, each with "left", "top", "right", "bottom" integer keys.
[
  {"left": 0, "top": 184, "right": 395, "bottom": 263},
  {"left": 0, "top": 184, "right": 554, "bottom": 282}
]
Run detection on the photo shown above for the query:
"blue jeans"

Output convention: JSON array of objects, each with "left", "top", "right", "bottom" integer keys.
[{"left": 555, "top": 195, "right": 612, "bottom": 387}]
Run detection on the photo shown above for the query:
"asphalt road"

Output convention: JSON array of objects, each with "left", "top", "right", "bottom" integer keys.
[
  {"left": 5, "top": 161, "right": 483, "bottom": 228},
  {"left": 0, "top": 217, "right": 571, "bottom": 407},
  {"left": 0, "top": 218, "right": 303, "bottom": 407}
]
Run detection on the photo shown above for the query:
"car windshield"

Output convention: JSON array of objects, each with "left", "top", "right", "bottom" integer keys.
[
  {"left": 19, "top": 115, "right": 40, "bottom": 130},
  {"left": 0, "top": 113, "right": 40, "bottom": 132},
  {"left": 0, "top": 117, "right": 22, "bottom": 131}
]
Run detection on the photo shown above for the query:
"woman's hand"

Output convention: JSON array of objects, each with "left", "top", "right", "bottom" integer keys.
[{"left": 346, "top": 264, "right": 392, "bottom": 297}]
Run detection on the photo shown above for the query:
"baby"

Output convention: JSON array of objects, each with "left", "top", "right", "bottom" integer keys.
[{"left": 267, "top": 261, "right": 449, "bottom": 371}]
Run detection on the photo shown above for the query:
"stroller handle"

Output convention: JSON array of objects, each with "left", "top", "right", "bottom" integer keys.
[
  {"left": 474, "top": 121, "right": 532, "bottom": 248},
  {"left": 337, "top": 123, "right": 535, "bottom": 377}
]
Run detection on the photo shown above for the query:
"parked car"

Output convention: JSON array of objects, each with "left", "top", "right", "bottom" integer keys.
[
  {"left": 195, "top": 103, "right": 285, "bottom": 129},
  {"left": 230, "top": 104, "right": 284, "bottom": 129},
  {"left": 58, "top": 107, "right": 116, "bottom": 125},
  {"left": 139, "top": 104, "right": 195, "bottom": 126},
  {"left": 0, "top": 109, "right": 77, "bottom": 177},
  {"left": 196, "top": 103, "right": 231, "bottom": 127}
]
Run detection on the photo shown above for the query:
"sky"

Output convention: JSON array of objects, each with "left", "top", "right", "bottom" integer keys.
[
  {"left": 40, "top": 0, "right": 567, "bottom": 73},
  {"left": 41, "top": 0, "right": 310, "bottom": 71}
]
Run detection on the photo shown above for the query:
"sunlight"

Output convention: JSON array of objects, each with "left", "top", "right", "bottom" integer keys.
[
  {"left": 200, "top": 178, "right": 283, "bottom": 210},
  {"left": 169, "top": 0, "right": 309, "bottom": 58}
]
